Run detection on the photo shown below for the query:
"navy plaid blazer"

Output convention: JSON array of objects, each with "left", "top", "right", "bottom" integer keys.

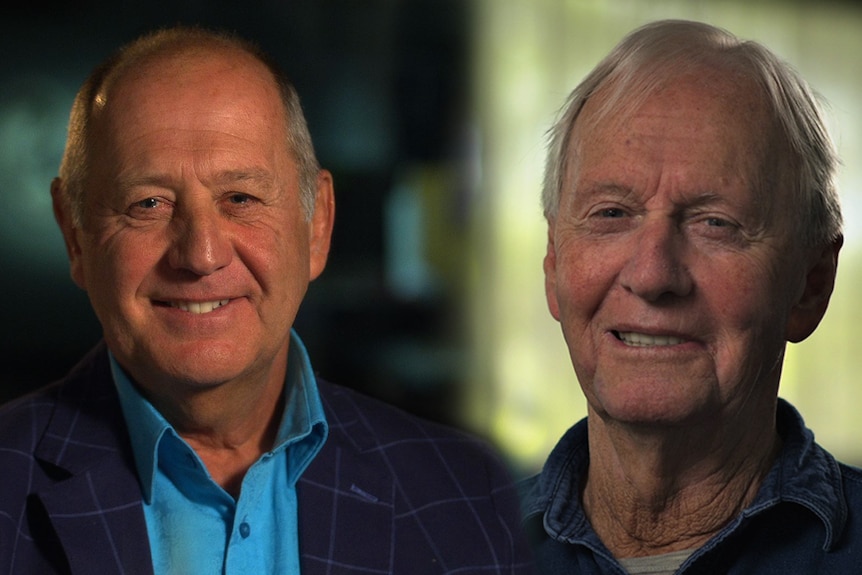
[{"left": 0, "top": 344, "right": 534, "bottom": 574}]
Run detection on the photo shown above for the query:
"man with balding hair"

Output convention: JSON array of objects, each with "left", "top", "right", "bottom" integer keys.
[{"left": 0, "top": 26, "right": 532, "bottom": 575}]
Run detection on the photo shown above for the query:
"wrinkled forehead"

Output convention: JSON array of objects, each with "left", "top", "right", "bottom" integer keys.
[
  {"left": 563, "top": 65, "right": 794, "bottom": 233},
  {"left": 576, "top": 58, "right": 773, "bottom": 146},
  {"left": 568, "top": 63, "right": 783, "bottom": 186}
]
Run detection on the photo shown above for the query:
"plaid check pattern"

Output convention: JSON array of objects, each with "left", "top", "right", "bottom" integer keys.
[{"left": 0, "top": 344, "right": 534, "bottom": 574}]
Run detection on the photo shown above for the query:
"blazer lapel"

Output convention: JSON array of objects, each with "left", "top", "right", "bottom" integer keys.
[
  {"left": 37, "top": 461, "right": 153, "bottom": 575},
  {"left": 33, "top": 344, "right": 154, "bottom": 575},
  {"left": 298, "top": 381, "right": 395, "bottom": 574}
]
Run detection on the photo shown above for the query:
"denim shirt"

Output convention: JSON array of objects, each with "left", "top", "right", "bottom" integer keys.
[{"left": 520, "top": 399, "right": 862, "bottom": 574}]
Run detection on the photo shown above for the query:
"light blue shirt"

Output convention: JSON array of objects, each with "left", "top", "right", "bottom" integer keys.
[{"left": 111, "top": 330, "right": 328, "bottom": 574}]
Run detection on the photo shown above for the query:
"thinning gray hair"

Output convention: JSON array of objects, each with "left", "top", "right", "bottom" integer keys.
[
  {"left": 58, "top": 26, "right": 320, "bottom": 225},
  {"left": 543, "top": 19, "right": 842, "bottom": 248}
]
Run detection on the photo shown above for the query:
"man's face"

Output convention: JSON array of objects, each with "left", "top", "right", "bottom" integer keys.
[
  {"left": 544, "top": 71, "right": 822, "bottom": 427},
  {"left": 60, "top": 49, "right": 333, "bottom": 394}
]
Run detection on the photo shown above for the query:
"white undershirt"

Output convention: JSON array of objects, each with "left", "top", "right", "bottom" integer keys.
[{"left": 618, "top": 549, "right": 695, "bottom": 574}]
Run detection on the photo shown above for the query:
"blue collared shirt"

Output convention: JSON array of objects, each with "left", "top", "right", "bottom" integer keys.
[
  {"left": 112, "top": 330, "right": 328, "bottom": 574},
  {"left": 520, "top": 399, "right": 862, "bottom": 574}
]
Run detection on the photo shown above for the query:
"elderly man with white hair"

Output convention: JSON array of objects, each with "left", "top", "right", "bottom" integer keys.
[{"left": 520, "top": 19, "right": 861, "bottom": 574}]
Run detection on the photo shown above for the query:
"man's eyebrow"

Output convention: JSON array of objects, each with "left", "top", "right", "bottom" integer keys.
[
  {"left": 116, "top": 173, "right": 176, "bottom": 192},
  {"left": 680, "top": 191, "right": 738, "bottom": 209},
  {"left": 577, "top": 182, "right": 634, "bottom": 199},
  {"left": 580, "top": 183, "right": 733, "bottom": 205},
  {"left": 211, "top": 168, "right": 275, "bottom": 187},
  {"left": 116, "top": 168, "right": 276, "bottom": 191}
]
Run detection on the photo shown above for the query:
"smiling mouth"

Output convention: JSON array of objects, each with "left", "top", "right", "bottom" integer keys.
[
  {"left": 613, "top": 331, "right": 685, "bottom": 347},
  {"left": 166, "top": 300, "right": 230, "bottom": 314}
]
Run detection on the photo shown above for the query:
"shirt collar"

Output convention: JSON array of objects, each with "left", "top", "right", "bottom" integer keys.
[
  {"left": 112, "top": 329, "right": 328, "bottom": 504},
  {"left": 521, "top": 398, "right": 848, "bottom": 552},
  {"left": 748, "top": 399, "right": 847, "bottom": 550}
]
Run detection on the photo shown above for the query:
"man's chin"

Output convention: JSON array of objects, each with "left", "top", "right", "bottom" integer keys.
[
  {"left": 122, "top": 348, "right": 259, "bottom": 393},
  {"left": 589, "top": 388, "right": 717, "bottom": 430}
]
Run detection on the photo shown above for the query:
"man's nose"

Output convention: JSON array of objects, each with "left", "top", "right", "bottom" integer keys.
[
  {"left": 619, "top": 218, "right": 693, "bottom": 301},
  {"left": 168, "top": 206, "right": 233, "bottom": 276}
]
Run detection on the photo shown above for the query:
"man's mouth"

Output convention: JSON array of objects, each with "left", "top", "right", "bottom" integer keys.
[
  {"left": 613, "top": 331, "right": 685, "bottom": 347},
  {"left": 167, "top": 300, "right": 230, "bottom": 314}
]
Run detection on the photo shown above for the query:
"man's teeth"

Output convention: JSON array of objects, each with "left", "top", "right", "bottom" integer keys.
[
  {"left": 170, "top": 300, "right": 229, "bottom": 314},
  {"left": 617, "top": 332, "right": 684, "bottom": 347}
]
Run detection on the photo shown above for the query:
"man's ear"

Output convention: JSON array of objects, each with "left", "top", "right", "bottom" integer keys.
[
  {"left": 51, "top": 178, "right": 87, "bottom": 290},
  {"left": 308, "top": 169, "right": 335, "bottom": 281},
  {"left": 786, "top": 236, "right": 842, "bottom": 343},
  {"left": 544, "top": 218, "right": 561, "bottom": 322}
]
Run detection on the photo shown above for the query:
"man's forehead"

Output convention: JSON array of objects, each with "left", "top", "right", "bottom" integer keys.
[
  {"left": 95, "top": 45, "right": 273, "bottom": 113},
  {"left": 567, "top": 68, "right": 776, "bottom": 179},
  {"left": 90, "top": 52, "right": 284, "bottom": 144},
  {"left": 576, "top": 64, "right": 767, "bottom": 139},
  {"left": 561, "top": 69, "right": 784, "bottom": 212}
]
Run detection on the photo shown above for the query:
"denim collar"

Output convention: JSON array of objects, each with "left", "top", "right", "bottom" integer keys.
[{"left": 521, "top": 398, "right": 847, "bottom": 553}]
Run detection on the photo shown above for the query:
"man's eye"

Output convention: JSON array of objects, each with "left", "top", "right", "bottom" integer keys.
[
  {"left": 126, "top": 196, "right": 172, "bottom": 220},
  {"left": 228, "top": 193, "right": 252, "bottom": 204},
  {"left": 706, "top": 217, "right": 730, "bottom": 227},
  {"left": 136, "top": 197, "right": 161, "bottom": 209},
  {"left": 599, "top": 207, "right": 626, "bottom": 218}
]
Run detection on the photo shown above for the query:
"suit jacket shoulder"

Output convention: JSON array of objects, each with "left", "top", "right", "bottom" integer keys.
[
  {"left": 0, "top": 348, "right": 532, "bottom": 575},
  {"left": 0, "top": 344, "right": 153, "bottom": 575},
  {"left": 298, "top": 379, "right": 534, "bottom": 574}
]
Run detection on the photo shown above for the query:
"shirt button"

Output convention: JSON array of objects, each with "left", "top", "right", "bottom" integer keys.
[{"left": 239, "top": 522, "right": 251, "bottom": 539}]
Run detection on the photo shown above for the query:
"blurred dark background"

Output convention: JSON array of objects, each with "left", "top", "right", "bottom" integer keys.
[{"left": 0, "top": 0, "right": 476, "bottom": 429}]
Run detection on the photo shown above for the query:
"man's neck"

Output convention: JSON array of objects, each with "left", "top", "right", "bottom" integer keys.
[
  {"left": 582, "top": 405, "right": 780, "bottom": 558},
  {"left": 140, "top": 361, "right": 288, "bottom": 498}
]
